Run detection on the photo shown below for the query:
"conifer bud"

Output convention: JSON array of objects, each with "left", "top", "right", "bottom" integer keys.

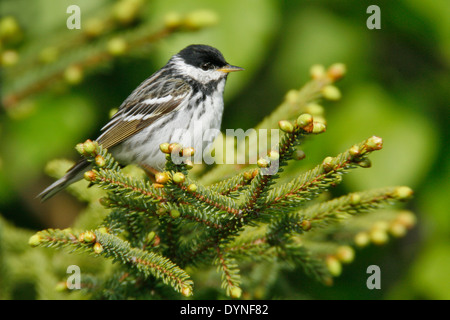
[
  {"left": 156, "top": 207, "right": 167, "bottom": 216},
  {"left": 95, "top": 155, "right": 106, "bottom": 167},
  {"left": 75, "top": 143, "right": 85, "bottom": 155},
  {"left": 365, "top": 136, "right": 383, "bottom": 151},
  {"left": 296, "top": 113, "right": 313, "bottom": 130},
  {"left": 64, "top": 65, "right": 83, "bottom": 85},
  {"left": 184, "top": 9, "right": 218, "bottom": 30},
  {"left": 146, "top": 231, "right": 156, "bottom": 244},
  {"left": 356, "top": 158, "right": 371, "bottom": 168},
  {"left": 336, "top": 246, "right": 355, "bottom": 263},
  {"left": 187, "top": 183, "right": 197, "bottom": 193},
  {"left": 83, "top": 139, "right": 96, "bottom": 155},
  {"left": 107, "top": 37, "right": 127, "bottom": 56},
  {"left": 28, "top": 234, "right": 42, "bottom": 247},
  {"left": 257, "top": 157, "right": 270, "bottom": 168},
  {"left": 153, "top": 183, "right": 165, "bottom": 188},
  {"left": 84, "top": 170, "right": 97, "bottom": 182},
  {"left": 84, "top": 18, "right": 105, "bottom": 38},
  {"left": 322, "top": 156, "right": 335, "bottom": 172},
  {"left": 354, "top": 232, "right": 370, "bottom": 247},
  {"left": 373, "top": 221, "right": 389, "bottom": 232},
  {"left": 230, "top": 287, "right": 242, "bottom": 299},
  {"left": 370, "top": 228, "right": 388, "bottom": 245},
  {"left": 172, "top": 172, "right": 185, "bottom": 184},
  {"left": 181, "top": 286, "right": 192, "bottom": 297},
  {"left": 159, "top": 142, "right": 170, "bottom": 154},
  {"left": 278, "top": 120, "right": 294, "bottom": 133},
  {"left": 293, "top": 149, "right": 306, "bottom": 160},
  {"left": 93, "top": 242, "right": 104, "bottom": 254},
  {"left": 164, "top": 12, "right": 183, "bottom": 29},
  {"left": 184, "top": 159, "right": 194, "bottom": 170},
  {"left": 1, "top": 50, "right": 19, "bottom": 67},
  {"left": 310, "top": 64, "right": 326, "bottom": 79},
  {"left": 395, "top": 211, "right": 416, "bottom": 229},
  {"left": 55, "top": 282, "right": 68, "bottom": 292},
  {"left": 112, "top": 0, "right": 143, "bottom": 24},
  {"left": 393, "top": 186, "right": 413, "bottom": 200},
  {"left": 326, "top": 256, "right": 342, "bottom": 277},
  {"left": 155, "top": 172, "right": 170, "bottom": 184},
  {"left": 321, "top": 85, "right": 341, "bottom": 100},
  {"left": 301, "top": 219, "right": 312, "bottom": 231},
  {"left": 182, "top": 147, "right": 195, "bottom": 157},
  {"left": 243, "top": 171, "right": 253, "bottom": 181},
  {"left": 370, "top": 222, "right": 389, "bottom": 245},
  {"left": 98, "top": 227, "right": 109, "bottom": 234},
  {"left": 348, "top": 145, "right": 361, "bottom": 158},
  {"left": 81, "top": 231, "right": 96, "bottom": 243},
  {"left": 268, "top": 150, "right": 280, "bottom": 162},
  {"left": 327, "top": 63, "right": 347, "bottom": 81},
  {"left": 350, "top": 193, "right": 361, "bottom": 205},
  {"left": 170, "top": 209, "right": 181, "bottom": 219},
  {"left": 312, "top": 122, "right": 326, "bottom": 134},
  {"left": 389, "top": 222, "right": 407, "bottom": 238},
  {"left": 0, "top": 16, "right": 20, "bottom": 39},
  {"left": 169, "top": 143, "right": 183, "bottom": 155}
]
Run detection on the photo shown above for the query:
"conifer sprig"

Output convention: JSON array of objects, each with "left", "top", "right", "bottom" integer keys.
[
  {"left": 3, "top": 6, "right": 219, "bottom": 109},
  {"left": 263, "top": 136, "right": 384, "bottom": 211},
  {"left": 30, "top": 63, "right": 416, "bottom": 299},
  {"left": 94, "top": 231, "right": 193, "bottom": 295},
  {"left": 300, "top": 186, "right": 414, "bottom": 229}
]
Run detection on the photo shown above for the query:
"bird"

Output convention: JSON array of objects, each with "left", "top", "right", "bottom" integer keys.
[{"left": 38, "top": 44, "right": 243, "bottom": 201}]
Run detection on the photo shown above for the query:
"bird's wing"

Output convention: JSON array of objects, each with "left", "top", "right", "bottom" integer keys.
[{"left": 97, "top": 76, "right": 192, "bottom": 149}]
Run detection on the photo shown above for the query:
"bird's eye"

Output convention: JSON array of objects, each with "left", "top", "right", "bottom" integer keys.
[{"left": 201, "top": 62, "right": 212, "bottom": 71}]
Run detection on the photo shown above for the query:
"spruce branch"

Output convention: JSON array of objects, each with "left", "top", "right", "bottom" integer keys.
[
  {"left": 281, "top": 243, "right": 332, "bottom": 284},
  {"left": 94, "top": 231, "right": 193, "bottom": 296},
  {"left": 239, "top": 113, "right": 325, "bottom": 217},
  {"left": 3, "top": 8, "right": 218, "bottom": 109},
  {"left": 300, "top": 186, "right": 414, "bottom": 229},
  {"left": 30, "top": 63, "right": 416, "bottom": 299},
  {"left": 263, "top": 136, "right": 384, "bottom": 211},
  {"left": 29, "top": 228, "right": 87, "bottom": 253},
  {"left": 215, "top": 246, "right": 242, "bottom": 298},
  {"left": 166, "top": 172, "right": 241, "bottom": 217},
  {"left": 207, "top": 169, "right": 256, "bottom": 197},
  {"left": 225, "top": 234, "right": 274, "bottom": 263},
  {"left": 79, "top": 141, "right": 165, "bottom": 204}
]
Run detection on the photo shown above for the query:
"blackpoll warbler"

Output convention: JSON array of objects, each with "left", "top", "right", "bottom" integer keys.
[{"left": 38, "top": 44, "right": 243, "bottom": 201}]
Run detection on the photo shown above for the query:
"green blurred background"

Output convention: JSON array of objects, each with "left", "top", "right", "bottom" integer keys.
[{"left": 0, "top": 0, "right": 448, "bottom": 299}]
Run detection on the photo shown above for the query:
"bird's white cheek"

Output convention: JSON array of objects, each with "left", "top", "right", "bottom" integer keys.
[{"left": 173, "top": 60, "right": 224, "bottom": 84}]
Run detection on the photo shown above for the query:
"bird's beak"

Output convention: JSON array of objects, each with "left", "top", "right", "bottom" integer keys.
[{"left": 217, "top": 64, "right": 244, "bottom": 73}]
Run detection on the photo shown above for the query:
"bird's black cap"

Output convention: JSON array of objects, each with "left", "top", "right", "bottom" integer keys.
[{"left": 177, "top": 44, "right": 228, "bottom": 69}]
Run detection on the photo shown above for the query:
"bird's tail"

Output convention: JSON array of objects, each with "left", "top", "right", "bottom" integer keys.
[{"left": 37, "top": 159, "right": 91, "bottom": 202}]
